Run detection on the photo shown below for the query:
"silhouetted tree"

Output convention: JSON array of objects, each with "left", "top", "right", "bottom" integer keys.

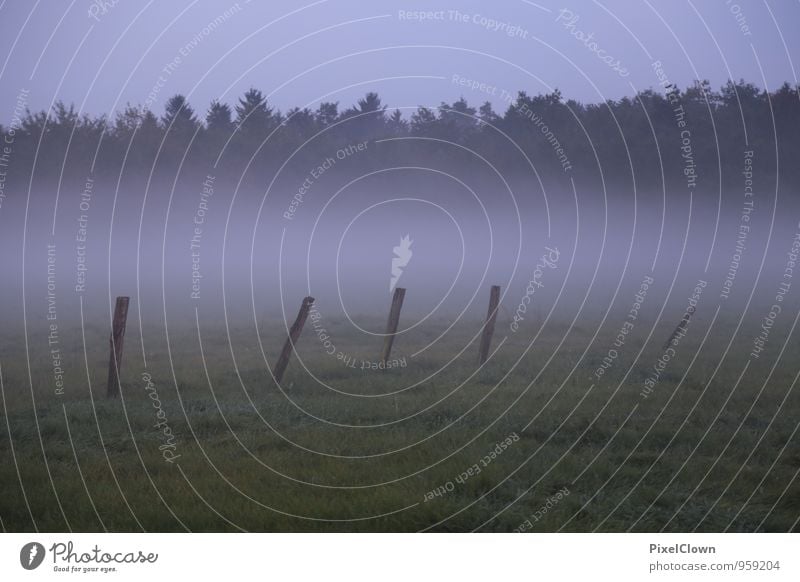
[
  {"left": 162, "top": 95, "right": 198, "bottom": 134},
  {"left": 478, "top": 101, "right": 499, "bottom": 126},
  {"left": 387, "top": 109, "right": 408, "bottom": 135},
  {"left": 236, "top": 89, "right": 277, "bottom": 135},
  {"left": 342, "top": 92, "right": 387, "bottom": 140},
  {"left": 316, "top": 101, "right": 339, "bottom": 127},
  {"left": 438, "top": 97, "right": 478, "bottom": 141},
  {"left": 410, "top": 106, "right": 437, "bottom": 137},
  {"left": 284, "top": 107, "right": 316, "bottom": 142},
  {"left": 206, "top": 100, "right": 233, "bottom": 133}
]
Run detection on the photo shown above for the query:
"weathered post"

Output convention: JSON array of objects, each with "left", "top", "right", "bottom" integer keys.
[
  {"left": 663, "top": 309, "right": 695, "bottom": 350},
  {"left": 381, "top": 287, "right": 406, "bottom": 365},
  {"left": 274, "top": 296, "right": 315, "bottom": 384},
  {"left": 106, "top": 296, "right": 130, "bottom": 398},
  {"left": 478, "top": 285, "right": 501, "bottom": 365}
]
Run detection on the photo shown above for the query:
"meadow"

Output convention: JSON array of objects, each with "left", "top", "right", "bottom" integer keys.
[{"left": 0, "top": 313, "right": 798, "bottom": 532}]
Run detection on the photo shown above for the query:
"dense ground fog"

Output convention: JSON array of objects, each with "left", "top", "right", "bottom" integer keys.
[
  {"left": 0, "top": 78, "right": 795, "bottom": 333},
  {"left": 0, "top": 163, "right": 796, "bottom": 340},
  {"left": 2, "top": 79, "right": 797, "bottom": 339}
]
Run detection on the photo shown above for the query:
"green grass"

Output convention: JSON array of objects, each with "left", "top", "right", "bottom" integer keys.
[{"left": 0, "top": 315, "right": 798, "bottom": 532}]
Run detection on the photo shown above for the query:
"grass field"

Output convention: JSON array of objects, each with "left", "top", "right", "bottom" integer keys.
[{"left": 1, "top": 313, "right": 798, "bottom": 532}]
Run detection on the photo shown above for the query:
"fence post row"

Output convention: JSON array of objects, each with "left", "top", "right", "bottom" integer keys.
[{"left": 103, "top": 287, "right": 507, "bottom": 392}]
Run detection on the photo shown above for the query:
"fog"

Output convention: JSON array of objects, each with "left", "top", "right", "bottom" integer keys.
[{"left": 2, "top": 165, "right": 795, "bottom": 351}]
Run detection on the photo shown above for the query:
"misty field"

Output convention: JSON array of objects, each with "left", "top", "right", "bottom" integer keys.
[{"left": 0, "top": 314, "right": 798, "bottom": 533}]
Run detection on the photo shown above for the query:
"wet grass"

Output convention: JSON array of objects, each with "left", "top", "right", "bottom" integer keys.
[{"left": 0, "top": 316, "right": 798, "bottom": 532}]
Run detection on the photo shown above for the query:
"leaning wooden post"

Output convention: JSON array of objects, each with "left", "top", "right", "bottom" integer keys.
[
  {"left": 274, "top": 296, "right": 315, "bottom": 384},
  {"left": 478, "top": 285, "right": 501, "bottom": 365},
  {"left": 663, "top": 309, "right": 695, "bottom": 350},
  {"left": 381, "top": 287, "right": 406, "bottom": 364},
  {"left": 106, "top": 296, "right": 130, "bottom": 398}
]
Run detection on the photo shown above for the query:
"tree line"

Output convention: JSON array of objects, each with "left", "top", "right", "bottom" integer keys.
[{"left": 1, "top": 80, "right": 798, "bottom": 190}]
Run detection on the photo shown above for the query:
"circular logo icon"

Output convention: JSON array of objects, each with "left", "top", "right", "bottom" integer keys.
[{"left": 20, "top": 542, "right": 46, "bottom": 570}]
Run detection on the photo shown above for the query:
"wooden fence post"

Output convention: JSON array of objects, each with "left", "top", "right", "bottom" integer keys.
[
  {"left": 663, "top": 309, "right": 695, "bottom": 350},
  {"left": 381, "top": 287, "right": 406, "bottom": 364},
  {"left": 478, "top": 285, "right": 501, "bottom": 365},
  {"left": 106, "top": 296, "right": 130, "bottom": 398},
  {"left": 274, "top": 296, "right": 314, "bottom": 384}
]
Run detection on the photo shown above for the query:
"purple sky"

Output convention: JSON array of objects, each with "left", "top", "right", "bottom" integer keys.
[{"left": 1, "top": 0, "right": 797, "bottom": 123}]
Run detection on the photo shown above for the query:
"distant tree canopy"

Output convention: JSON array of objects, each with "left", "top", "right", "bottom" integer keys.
[{"left": 2, "top": 80, "right": 798, "bottom": 190}]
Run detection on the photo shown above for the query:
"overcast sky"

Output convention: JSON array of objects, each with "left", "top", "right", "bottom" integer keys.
[{"left": 1, "top": 0, "right": 797, "bottom": 123}]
